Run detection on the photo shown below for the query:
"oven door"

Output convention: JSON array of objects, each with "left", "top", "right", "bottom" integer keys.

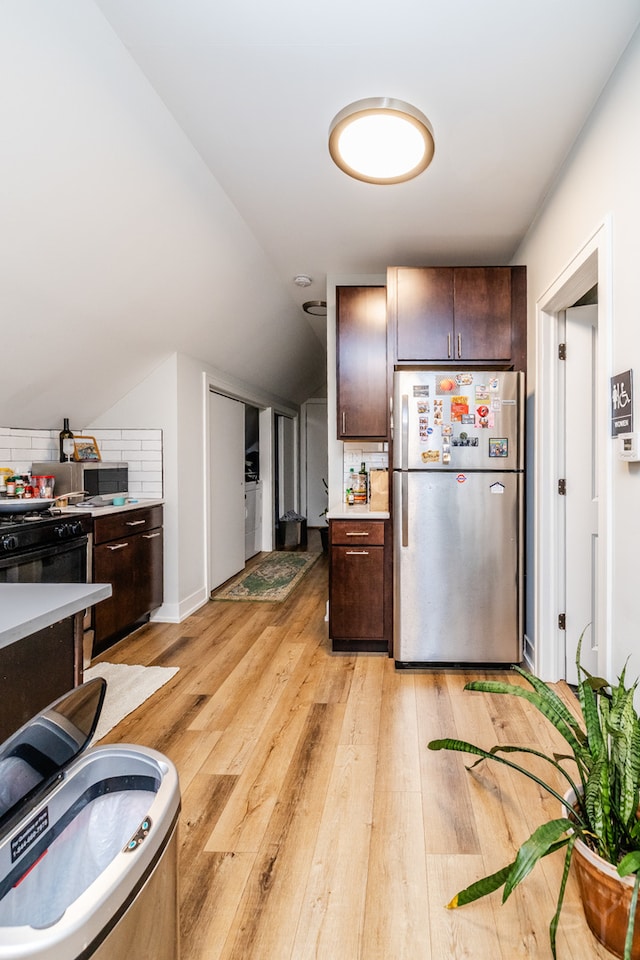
[{"left": 0, "top": 536, "right": 88, "bottom": 583}]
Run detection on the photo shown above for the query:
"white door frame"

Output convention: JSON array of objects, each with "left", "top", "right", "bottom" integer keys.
[
  {"left": 202, "top": 372, "right": 298, "bottom": 590},
  {"left": 534, "top": 218, "right": 613, "bottom": 682}
]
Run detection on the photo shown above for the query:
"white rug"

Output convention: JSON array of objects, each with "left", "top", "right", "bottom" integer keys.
[{"left": 84, "top": 662, "right": 179, "bottom": 742}]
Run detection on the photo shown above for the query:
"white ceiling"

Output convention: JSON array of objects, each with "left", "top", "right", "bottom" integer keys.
[
  {"left": 2, "top": 2, "right": 639, "bottom": 429},
  {"left": 95, "top": 0, "right": 640, "bottom": 325}
]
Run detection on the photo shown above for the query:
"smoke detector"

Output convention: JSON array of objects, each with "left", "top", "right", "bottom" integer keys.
[{"left": 293, "top": 274, "right": 312, "bottom": 287}]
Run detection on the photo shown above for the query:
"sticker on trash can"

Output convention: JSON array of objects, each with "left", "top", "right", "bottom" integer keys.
[{"left": 11, "top": 807, "right": 49, "bottom": 863}]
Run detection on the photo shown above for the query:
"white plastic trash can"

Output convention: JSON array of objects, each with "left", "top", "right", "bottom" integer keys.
[{"left": 0, "top": 679, "right": 181, "bottom": 959}]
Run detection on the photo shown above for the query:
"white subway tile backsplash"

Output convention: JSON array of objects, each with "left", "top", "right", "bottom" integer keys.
[
  {"left": 0, "top": 426, "right": 164, "bottom": 497},
  {"left": 133, "top": 449, "right": 161, "bottom": 462},
  {"left": 100, "top": 450, "right": 128, "bottom": 462},
  {"left": 84, "top": 429, "right": 122, "bottom": 440},
  {"left": 122, "top": 429, "right": 161, "bottom": 441},
  {"left": 141, "top": 469, "right": 163, "bottom": 481},
  {"left": 341, "top": 442, "right": 389, "bottom": 501},
  {"left": 101, "top": 439, "right": 143, "bottom": 451},
  {"left": 29, "top": 448, "right": 57, "bottom": 462}
]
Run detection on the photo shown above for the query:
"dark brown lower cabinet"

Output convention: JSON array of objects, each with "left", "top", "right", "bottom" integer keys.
[
  {"left": 0, "top": 617, "right": 75, "bottom": 741},
  {"left": 93, "top": 505, "right": 163, "bottom": 654},
  {"left": 329, "top": 518, "right": 391, "bottom": 653}
]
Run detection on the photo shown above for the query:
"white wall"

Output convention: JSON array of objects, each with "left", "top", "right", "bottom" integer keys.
[
  {"left": 91, "top": 351, "right": 299, "bottom": 622},
  {"left": 0, "top": 2, "right": 325, "bottom": 431},
  {"left": 514, "top": 26, "right": 640, "bottom": 681},
  {"left": 89, "top": 354, "right": 180, "bottom": 618}
]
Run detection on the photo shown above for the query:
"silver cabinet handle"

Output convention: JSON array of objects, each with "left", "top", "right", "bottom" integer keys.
[
  {"left": 106, "top": 542, "right": 129, "bottom": 551},
  {"left": 346, "top": 531, "right": 369, "bottom": 536},
  {"left": 447, "top": 333, "right": 452, "bottom": 358},
  {"left": 346, "top": 550, "right": 369, "bottom": 555},
  {"left": 342, "top": 411, "right": 346, "bottom": 434},
  {"left": 142, "top": 532, "right": 161, "bottom": 540},
  {"left": 457, "top": 333, "right": 462, "bottom": 358},
  {"left": 126, "top": 519, "right": 146, "bottom": 527}
]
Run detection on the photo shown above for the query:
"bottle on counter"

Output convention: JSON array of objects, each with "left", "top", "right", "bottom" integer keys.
[
  {"left": 354, "top": 461, "right": 368, "bottom": 504},
  {"left": 347, "top": 467, "right": 356, "bottom": 504},
  {"left": 59, "top": 418, "right": 74, "bottom": 462}
]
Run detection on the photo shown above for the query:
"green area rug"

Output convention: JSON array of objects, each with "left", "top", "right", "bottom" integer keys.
[{"left": 212, "top": 551, "right": 321, "bottom": 602}]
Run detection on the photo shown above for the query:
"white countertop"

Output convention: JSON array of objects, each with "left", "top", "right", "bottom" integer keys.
[
  {"left": 62, "top": 497, "right": 164, "bottom": 518},
  {"left": 327, "top": 503, "right": 390, "bottom": 520},
  {"left": 0, "top": 582, "right": 112, "bottom": 649}
]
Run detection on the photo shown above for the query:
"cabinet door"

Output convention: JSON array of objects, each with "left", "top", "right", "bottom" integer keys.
[
  {"left": 93, "top": 538, "right": 139, "bottom": 645},
  {"left": 336, "top": 285, "right": 388, "bottom": 439},
  {"left": 329, "top": 545, "right": 385, "bottom": 639},
  {"left": 137, "top": 527, "right": 164, "bottom": 614},
  {"left": 390, "top": 265, "right": 524, "bottom": 367},
  {"left": 394, "top": 267, "right": 454, "bottom": 361},
  {"left": 454, "top": 267, "right": 512, "bottom": 361},
  {"left": 93, "top": 527, "right": 163, "bottom": 650}
]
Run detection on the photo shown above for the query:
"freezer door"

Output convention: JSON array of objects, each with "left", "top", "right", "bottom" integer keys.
[
  {"left": 393, "top": 370, "right": 523, "bottom": 471},
  {"left": 393, "top": 470, "right": 523, "bottom": 663}
]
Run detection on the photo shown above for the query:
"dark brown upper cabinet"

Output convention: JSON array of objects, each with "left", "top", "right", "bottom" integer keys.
[
  {"left": 388, "top": 265, "right": 526, "bottom": 370},
  {"left": 336, "top": 285, "right": 388, "bottom": 440}
]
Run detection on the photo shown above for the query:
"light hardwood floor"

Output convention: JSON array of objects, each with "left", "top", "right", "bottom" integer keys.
[{"left": 93, "top": 552, "right": 609, "bottom": 959}]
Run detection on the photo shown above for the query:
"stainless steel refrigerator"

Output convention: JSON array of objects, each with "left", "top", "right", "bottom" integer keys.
[{"left": 392, "top": 369, "right": 524, "bottom": 665}]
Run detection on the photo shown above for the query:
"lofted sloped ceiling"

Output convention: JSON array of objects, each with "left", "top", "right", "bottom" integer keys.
[{"left": 2, "top": 1, "right": 640, "bottom": 428}]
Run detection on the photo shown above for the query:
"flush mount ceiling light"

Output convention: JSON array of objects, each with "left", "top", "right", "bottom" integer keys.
[
  {"left": 302, "top": 300, "right": 327, "bottom": 317},
  {"left": 328, "top": 97, "right": 435, "bottom": 185}
]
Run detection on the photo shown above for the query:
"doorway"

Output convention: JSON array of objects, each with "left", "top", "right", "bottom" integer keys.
[
  {"left": 562, "top": 301, "right": 598, "bottom": 682},
  {"left": 244, "top": 403, "right": 262, "bottom": 561},
  {"left": 534, "top": 221, "right": 612, "bottom": 682},
  {"left": 274, "top": 413, "right": 298, "bottom": 540},
  {"left": 208, "top": 391, "right": 246, "bottom": 591}
]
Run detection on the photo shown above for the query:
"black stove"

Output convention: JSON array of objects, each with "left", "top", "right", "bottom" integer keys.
[{"left": 0, "top": 510, "right": 91, "bottom": 556}]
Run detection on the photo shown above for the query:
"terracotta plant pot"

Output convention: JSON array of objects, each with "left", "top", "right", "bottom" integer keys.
[
  {"left": 564, "top": 789, "right": 640, "bottom": 959},
  {"left": 572, "top": 836, "right": 640, "bottom": 959}
]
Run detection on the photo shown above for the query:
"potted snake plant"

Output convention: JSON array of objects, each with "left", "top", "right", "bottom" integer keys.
[{"left": 428, "top": 642, "right": 640, "bottom": 960}]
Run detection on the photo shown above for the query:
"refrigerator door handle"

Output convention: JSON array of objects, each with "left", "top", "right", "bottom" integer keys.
[
  {"left": 401, "top": 394, "right": 409, "bottom": 470},
  {"left": 402, "top": 472, "right": 409, "bottom": 547}
]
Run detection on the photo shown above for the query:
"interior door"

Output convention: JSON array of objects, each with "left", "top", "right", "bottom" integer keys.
[
  {"left": 275, "top": 413, "right": 296, "bottom": 521},
  {"left": 209, "top": 391, "right": 245, "bottom": 591},
  {"left": 563, "top": 304, "right": 598, "bottom": 681},
  {"left": 302, "top": 400, "right": 328, "bottom": 525}
]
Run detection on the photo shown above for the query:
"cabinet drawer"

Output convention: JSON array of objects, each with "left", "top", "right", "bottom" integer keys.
[
  {"left": 330, "top": 519, "right": 385, "bottom": 546},
  {"left": 93, "top": 504, "right": 163, "bottom": 544},
  {"left": 329, "top": 545, "right": 385, "bottom": 640}
]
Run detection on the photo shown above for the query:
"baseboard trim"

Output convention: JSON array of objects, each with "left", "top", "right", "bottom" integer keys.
[{"left": 150, "top": 587, "right": 210, "bottom": 624}]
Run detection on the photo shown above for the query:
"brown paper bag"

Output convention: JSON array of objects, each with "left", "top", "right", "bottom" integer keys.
[{"left": 369, "top": 469, "right": 389, "bottom": 511}]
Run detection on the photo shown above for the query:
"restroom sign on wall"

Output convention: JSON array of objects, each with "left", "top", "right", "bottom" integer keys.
[{"left": 611, "top": 369, "right": 633, "bottom": 437}]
